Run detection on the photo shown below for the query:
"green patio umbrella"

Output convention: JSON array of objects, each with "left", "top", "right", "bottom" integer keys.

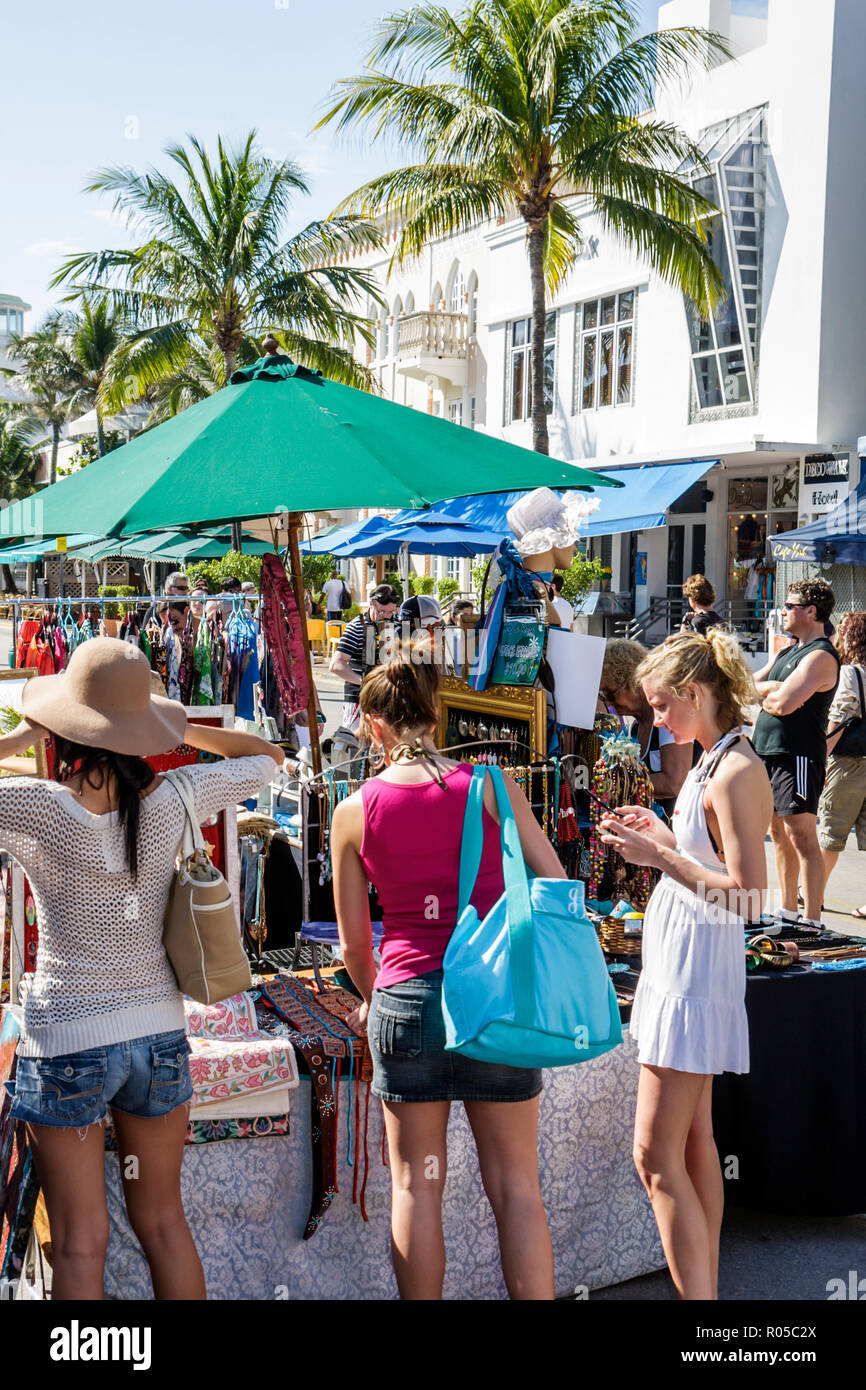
[
  {"left": 0, "top": 354, "right": 620, "bottom": 543},
  {"left": 69, "top": 528, "right": 272, "bottom": 564},
  {"left": 0, "top": 349, "right": 621, "bottom": 770}
]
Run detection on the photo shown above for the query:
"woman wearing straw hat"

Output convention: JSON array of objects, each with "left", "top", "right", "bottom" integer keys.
[{"left": 2, "top": 638, "right": 283, "bottom": 1300}]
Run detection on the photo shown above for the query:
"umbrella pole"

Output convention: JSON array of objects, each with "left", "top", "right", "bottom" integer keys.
[
  {"left": 400, "top": 542, "right": 410, "bottom": 601},
  {"left": 287, "top": 513, "right": 322, "bottom": 777}
]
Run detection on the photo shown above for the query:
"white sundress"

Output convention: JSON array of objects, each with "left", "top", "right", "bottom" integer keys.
[{"left": 629, "top": 728, "right": 750, "bottom": 1076}]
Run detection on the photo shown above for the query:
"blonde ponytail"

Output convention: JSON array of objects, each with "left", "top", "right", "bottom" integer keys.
[{"left": 635, "top": 629, "right": 757, "bottom": 730}]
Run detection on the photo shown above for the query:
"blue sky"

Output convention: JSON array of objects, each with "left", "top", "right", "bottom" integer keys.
[{"left": 2, "top": 0, "right": 658, "bottom": 325}]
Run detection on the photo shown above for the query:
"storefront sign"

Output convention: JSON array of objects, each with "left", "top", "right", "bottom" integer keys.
[
  {"left": 799, "top": 454, "right": 851, "bottom": 516},
  {"left": 803, "top": 454, "right": 849, "bottom": 483}
]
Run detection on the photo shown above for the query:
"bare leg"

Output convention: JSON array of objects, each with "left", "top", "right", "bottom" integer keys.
[
  {"left": 784, "top": 813, "right": 824, "bottom": 922},
  {"left": 633, "top": 1065, "right": 715, "bottom": 1300},
  {"left": 683, "top": 1076, "right": 724, "bottom": 1299},
  {"left": 27, "top": 1121, "right": 109, "bottom": 1300},
  {"left": 821, "top": 847, "right": 839, "bottom": 899},
  {"left": 381, "top": 1100, "right": 450, "bottom": 1300},
  {"left": 769, "top": 814, "right": 799, "bottom": 914},
  {"left": 112, "top": 1104, "right": 205, "bottom": 1300},
  {"left": 465, "top": 1096, "right": 554, "bottom": 1300}
]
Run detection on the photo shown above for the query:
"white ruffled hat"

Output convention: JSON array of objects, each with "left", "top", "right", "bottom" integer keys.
[{"left": 506, "top": 487, "right": 600, "bottom": 557}]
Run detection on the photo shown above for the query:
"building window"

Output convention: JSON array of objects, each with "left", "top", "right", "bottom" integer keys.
[
  {"left": 448, "top": 400, "right": 463, "bottom": 426},
  {"left": 467, "top": 276, "right": 478, "bottom": 338},
  {"left": 573, "top": 290, "right": 635, "bottom": 412},
  {"left": 680, "top": 106, "right": 767, "bottom": 421},
  {"left": 449, "top": 267, "right": 465, "bottom": 314},
  {"left": 506, "top": 313, "right": 556, "bottom": 423},
  {"left": 469, "top": 395, "right": 476, "bottom": 428}
]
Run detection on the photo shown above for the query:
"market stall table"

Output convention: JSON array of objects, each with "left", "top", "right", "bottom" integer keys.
[
  {"left": 712, "top": 964, "right": 866, "bottom": 1216},
  {"left": 103, "top": 1034, "right": 664, "bottom": 1300}
]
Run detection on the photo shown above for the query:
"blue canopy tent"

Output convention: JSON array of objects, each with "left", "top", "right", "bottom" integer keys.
[
  {"left": 328, "top": 510, "right": 505, "bottom": 558},
  {"left": 441, "top": 460, "right": 717, "bottom": 538},
  {"left": 325, "top": 510, "right": 507, "bottom": 599},
  {"left": 301, "top": 515, "right": 391, "bottom": 555},
  {"left": 770, "top": 474, "right": 866, "bottom": 566}
]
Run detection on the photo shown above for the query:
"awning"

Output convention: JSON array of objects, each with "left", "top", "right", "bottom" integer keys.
[
  {"left": 0, "top": 534, "right": 100, "bottom": 563},
  {"left": 442, "top": 460, "right": 716, "bottom": 539},
  {"left": 770, "top": 475, "right": 866, "bottom": 565}
]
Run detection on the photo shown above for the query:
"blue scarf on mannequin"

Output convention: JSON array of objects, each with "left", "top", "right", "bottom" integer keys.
[{"left": 470, "top": 540, "right": 539, "bottom": 691}]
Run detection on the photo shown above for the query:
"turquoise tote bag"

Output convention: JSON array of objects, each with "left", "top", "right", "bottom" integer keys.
[{"left": 441, "top": 765, "right": 622, "bottom": 1068}]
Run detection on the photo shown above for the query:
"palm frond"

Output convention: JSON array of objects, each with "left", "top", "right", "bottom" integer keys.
[{"left": 595, "top": 193, "right": 725, "bottom": 310}]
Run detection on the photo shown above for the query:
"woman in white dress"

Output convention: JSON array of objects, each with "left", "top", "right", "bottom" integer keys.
[{"left": 599, "top": 629, "right": 772, "bottom": 1300}]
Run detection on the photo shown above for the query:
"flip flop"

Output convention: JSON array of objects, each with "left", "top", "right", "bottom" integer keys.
[{"left": 851, "top": 908, "right": 866, "bottom": 920}]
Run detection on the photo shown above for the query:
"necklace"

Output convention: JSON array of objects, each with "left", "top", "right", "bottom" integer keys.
[{"left": 388, "top": 737, "right": 448, "bottom": 788}]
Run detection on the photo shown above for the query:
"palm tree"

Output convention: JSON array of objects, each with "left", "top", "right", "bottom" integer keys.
[
  {"left": 318, "top": 0, "right": 730, "bottom": 453},
  {"left": 67, "top": 296, "right": 124, "bottom": 455},
  {"left": 4, "top": 318, "right": 87, "bottom": 485},
  {"left": 51, "top": 132, "right": 384, "bottom": 406},
  {"left": 143, "top": 329, "right": 361, "bottom": 425},
  {"left": 0, "top": 409, "right": 42, "bottom": 591}
]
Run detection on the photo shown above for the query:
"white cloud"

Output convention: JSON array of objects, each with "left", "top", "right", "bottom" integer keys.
[
  {"left": 22, "top": 239, "right": 82, "bottom": 258},
  {"left": 85, "top": 207, "right": 132, "bottom": 230}
]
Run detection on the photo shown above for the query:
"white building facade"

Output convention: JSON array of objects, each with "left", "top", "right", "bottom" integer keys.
[{"left": 332, "top": 0, "right": 866, "bottom": 628}]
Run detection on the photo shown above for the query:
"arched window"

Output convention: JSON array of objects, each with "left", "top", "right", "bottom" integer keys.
[
  {"left": 380, "top": 308, "right": 389, "bottom": 360},
  {"left": 404, "top": 292, "right": 415, "bottom": 315},
  {"left": 449, "top": 265, "right": 465, "bottom": 313},
  {"left": 431, "top": 282, "right": 443, "bottom": 311},
  {"left": 392, "top": 296, "right": 403, "bottom": 352},
  {"left": 466, "top": 272, "right": 479, "bottom": 338}
]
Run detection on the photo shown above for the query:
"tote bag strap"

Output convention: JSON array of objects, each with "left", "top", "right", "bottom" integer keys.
[
  {"left": 457, "top": 765, "right": 536, "bottom": 1026},
  {"left": 162, "top": 768, "right": 206, "bottom": 860}
]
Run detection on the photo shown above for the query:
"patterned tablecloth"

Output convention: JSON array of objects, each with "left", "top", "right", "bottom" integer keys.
[{"left": 103, "top": 1033, "right": 664, "bottom": 1300}]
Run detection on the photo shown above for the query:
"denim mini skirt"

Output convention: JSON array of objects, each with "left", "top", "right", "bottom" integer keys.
[{"left": 367, "top": 968, "right": 543, "bottom": 1104}]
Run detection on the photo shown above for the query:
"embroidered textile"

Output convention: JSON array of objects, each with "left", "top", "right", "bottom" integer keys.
[
  {"left": 188, "top": 1034, "right": 299, "bottom": 1106},
  {"left": 184, "top": 991, "right": 260, "bottom": 1040}
]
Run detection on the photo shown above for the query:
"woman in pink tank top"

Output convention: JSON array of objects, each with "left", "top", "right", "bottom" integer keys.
[{"left": 332, "top": 636, "right": 565, "bottom": 1300}]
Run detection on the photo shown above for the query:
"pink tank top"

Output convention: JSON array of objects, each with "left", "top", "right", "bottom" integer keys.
[{"left": 359, "top": 762, "right": 505, "bottom": 988}]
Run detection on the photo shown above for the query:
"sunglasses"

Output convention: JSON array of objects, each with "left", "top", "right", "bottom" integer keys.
[{"left": 782, "top": 602, "right": 808, "bottom": 611}]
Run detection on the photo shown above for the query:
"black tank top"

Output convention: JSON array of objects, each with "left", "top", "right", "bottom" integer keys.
[{"left": 752, "top": 638, "right": 840, "bottom": 764}]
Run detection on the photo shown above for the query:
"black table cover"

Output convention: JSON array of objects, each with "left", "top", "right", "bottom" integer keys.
[{"left": 712, "top": 964, "right": 866, "bottom": 1215}]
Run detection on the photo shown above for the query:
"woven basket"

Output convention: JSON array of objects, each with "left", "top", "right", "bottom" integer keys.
[{"left": 598, "top": 916, "right": 643, "bottom": 958}]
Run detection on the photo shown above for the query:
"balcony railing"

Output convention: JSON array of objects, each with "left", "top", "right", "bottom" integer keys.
[{"left": 397, "top": 311, "right": 468, "bottom": 359}]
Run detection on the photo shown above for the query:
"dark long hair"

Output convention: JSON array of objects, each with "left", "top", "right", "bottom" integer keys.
[{"left": 53, "top": 736, "right": 156, "bottom": 880}]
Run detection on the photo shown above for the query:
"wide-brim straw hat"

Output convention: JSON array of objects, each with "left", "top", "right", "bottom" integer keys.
[{"left": 22, "top": 636, "right": 187, "bottom": 756}]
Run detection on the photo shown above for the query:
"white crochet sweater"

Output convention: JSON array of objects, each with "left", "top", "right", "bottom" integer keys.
[{"left": 4, "top": 754, "right": 276, "bottom": 1058}]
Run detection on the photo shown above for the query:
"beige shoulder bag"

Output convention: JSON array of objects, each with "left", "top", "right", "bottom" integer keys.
[{"left": 162, "top": 769, "right": 252, "bottom": 1004}]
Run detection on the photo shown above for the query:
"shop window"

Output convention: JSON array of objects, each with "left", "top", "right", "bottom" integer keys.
[
  {"left": 573, "top": 290, "right": 636, "bottom": 412},
  {"left": 506, "top": 313, "right": 556, "bottom": 423}
]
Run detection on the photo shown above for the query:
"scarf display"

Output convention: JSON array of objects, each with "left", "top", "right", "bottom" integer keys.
[{"left": 260, "top": 553, "right": 309, "bottom": 718}]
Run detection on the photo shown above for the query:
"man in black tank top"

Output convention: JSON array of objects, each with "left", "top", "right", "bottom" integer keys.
[{"left": 752, "top": 579, "right": 839, "bottom": 926}]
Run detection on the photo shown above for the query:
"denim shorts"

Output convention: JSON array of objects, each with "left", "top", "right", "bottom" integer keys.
[
  {"left": 6, "top": 1029, "right": 193, "bottom": 1129},
  {"left": 368, "top": 968, "right": 543, "bottom": 1104}
]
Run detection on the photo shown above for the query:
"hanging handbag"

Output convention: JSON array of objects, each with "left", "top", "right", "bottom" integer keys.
[
  {"left": 441, "top": 765, "right": 622, "bottom": 1068},
  {"left": 161, "top": 769, "right": 252, "bottom": 1004},
  {"left": 834, "top": 667, "right": 866, "bottom": 757}
]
